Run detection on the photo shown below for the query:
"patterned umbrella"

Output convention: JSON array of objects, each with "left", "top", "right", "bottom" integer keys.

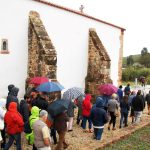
[
  {"left": 36, "top": 82, "right": 64, "bottom": 93},
  {"left": 98, "top": 84, "right": 118, "bottom": 96},
  {"left": 63, "top": 87, "right": 85, "bottom": 100},
  {"left": 29, "top": 76, "right": 49, "bottom": 85}
]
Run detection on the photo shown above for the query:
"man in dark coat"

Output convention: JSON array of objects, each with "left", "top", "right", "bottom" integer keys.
[
  {"left": 145, "top": 90, "right": 150, "bottom": 115},
  {"left": 67, "top": 101, "right": 76, "bottom": 131},
  {"left": 19, "top": 94, "right": 30, "bottom": 133},
  {"left": 132, "top": 90, "right": 145, "bottom": 123},
  {"left": 32, "top": 92, "right": 49, "bottom": 111},
  {"left": 53, "top": 111, "right": 69, "bottom": 150},
  {"left": 6, "top": 86, "right": 19, "bottom": 111},
  {"left": 90, "top": 100, "right": 108, "bottom": 140}
]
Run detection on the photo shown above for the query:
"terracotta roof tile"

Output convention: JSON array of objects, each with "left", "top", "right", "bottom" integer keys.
[{"left": 33, "top": 0, "right": 125, "bottom": 31}]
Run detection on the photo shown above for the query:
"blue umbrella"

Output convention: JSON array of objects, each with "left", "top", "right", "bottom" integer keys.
[
  {"left": 36, "top": 82, "right": 64, "bottom": 92},
  {"left": 48, "top": 99, "right": 70, "bottom": 116}
]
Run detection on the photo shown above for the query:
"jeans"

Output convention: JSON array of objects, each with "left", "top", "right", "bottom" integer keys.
[
  {"left": 134, "top": 111, "right": 142, "bottom": 123},
  {"left": 4, "top": 133, "right": 21, "bottom": 150},
  {"left": 67, "top": 117, "right": 73, "bottom": 130},
  {"left": 82, "top": 116, "right": 92, "bottom": 129},
  {"left": 109, "top": 112, "right": 116, "bottom": 128},
  {"left": 94, "top": 128, "right": 104, "bottom": 140},
  {"left": 120, "top": 112, "right": 128, "bottom": 127}
]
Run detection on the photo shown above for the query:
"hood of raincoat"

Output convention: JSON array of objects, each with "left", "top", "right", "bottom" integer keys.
[
  {"left": 8, "top": 102, "right": 17, "bottom": 112},
  {"left": 96, "top": 97, "right": 104, "bottom": 108},
  {"left": 31, "top": 106, "right": 40, "bottom": 117},
  {"left": 10, "top": 87, "right": 19, "bottom": 97},
  {"left": 8, "top": 84, "right": 15, "bottom": 92},
  {"left": 84, "top": 94, "right": 91, "bottom": 102}
]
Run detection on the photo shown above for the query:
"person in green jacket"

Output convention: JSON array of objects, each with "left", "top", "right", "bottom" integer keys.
[{"left": 26, "top": 106, "right": 40, "bottom": 150}]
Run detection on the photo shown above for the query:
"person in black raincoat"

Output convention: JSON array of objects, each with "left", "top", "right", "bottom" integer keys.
[{"left": 6, "top": 86, "right": 19, "bottom": 111}]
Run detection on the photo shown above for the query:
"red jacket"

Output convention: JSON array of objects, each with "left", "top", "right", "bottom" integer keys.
[
  {"left": 4, "top": 102, "right": 24, "bottom": 135},
  {"left": 82, "top": 94, "right": 92, "bottom": 117}
]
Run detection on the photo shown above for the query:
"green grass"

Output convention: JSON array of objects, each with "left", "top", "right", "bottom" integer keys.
[{"left": 103, "top": 125, "right": 150, "bottom": 150}]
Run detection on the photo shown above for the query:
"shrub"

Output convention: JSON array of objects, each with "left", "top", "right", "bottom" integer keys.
[{"left": 122, "top": 67, "right": 150, "bottom": 82}]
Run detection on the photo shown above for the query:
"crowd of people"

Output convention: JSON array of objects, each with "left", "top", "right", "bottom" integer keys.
[{"left": 0, "top": 83, "right": 150, "bottom": 150}]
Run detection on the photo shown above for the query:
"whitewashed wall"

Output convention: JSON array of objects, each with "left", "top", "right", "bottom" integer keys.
[{"left": 0, "top": 0, "right": 121, "bottom": 98}]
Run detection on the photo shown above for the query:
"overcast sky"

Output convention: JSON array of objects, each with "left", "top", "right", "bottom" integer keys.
[{"left": 47, "top": 0, "right": 150, "bottom": 56}]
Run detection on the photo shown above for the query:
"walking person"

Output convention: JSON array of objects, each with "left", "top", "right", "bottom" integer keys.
[
  {"left": 4, "top": 102, "right": 24, "bottom": 150},
  {"left": 53, "top": 111, "right": 69, "bottom": 150},
  {"left": 145, "top": 90, "right": 150, "bottom": 115},
  {"left": 67, "top": 100, "right": 76, "bottom": 131},
  {"left": 33, "top": 110, "right": 51, "bottom": 150},
  {"left": 6, "top": 86, "right": 20, "bottom": 111},
  {"left": 117, "top": 85, "right": 123, "bottom": 103},
  {"left": 119, "top": 95, "right": 130, "bottom": 128},
  {"left": 26, "top": 106, "right": 41, "bottom": 150},
  {"left": 75, "top": 95, "right": 85, "bottom": 126},
  {"left": 132, "top": 90, "right": 145, "bottom": 124},
  {"left": 129, "top": 91, "right": 136, "bottom": 123},
  {"left": 32, "top": 92, "right": 49, "bottom": 111},
  {"left": 19, "top": 94, "right": 30, "bottom": 149},
  {"left": 107, "top": 94, "right": 119, "bottom": 130},
  {"left": 124, "top": 83, "right": 131, "bottom": 96},
  {"left": 82, "top": 94, "right": 93, "bottom": 133},
  {"left": 90, "top": 100, "right": 108, "bottom": 140}
]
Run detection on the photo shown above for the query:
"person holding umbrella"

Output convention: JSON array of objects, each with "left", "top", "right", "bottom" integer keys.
[
  {"left": 97, "top": 84, "right": 118, "bottom": 112},
  {"left": 67, "top": 100, "right": 77, "bottom": 132},
  {"left": 32, "top": 92, "right": 49, "bottom": 111},
  {"left": 53, "top": 111, "right": 69, "bottom": 150}
]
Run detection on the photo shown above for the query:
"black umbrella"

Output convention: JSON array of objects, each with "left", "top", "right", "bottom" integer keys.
[{"left": 48, "top": 99, "right": 70, "bottom": 116}]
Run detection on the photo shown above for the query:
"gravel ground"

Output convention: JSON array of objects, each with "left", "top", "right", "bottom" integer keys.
[{"left": 8, "top": 107, "right": 150, "bottom": 150}]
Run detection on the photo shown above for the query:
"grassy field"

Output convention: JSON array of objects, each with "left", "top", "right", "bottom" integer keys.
[{"left": 103, "top": 125, "right": 150, "bottom": 150}]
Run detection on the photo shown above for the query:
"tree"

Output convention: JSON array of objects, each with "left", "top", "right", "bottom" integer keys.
[
  {"left": 140, "top": 53, "right": 150, "bottom": 68},
  {"left": 141, "top": 47, "right": 148, "bottom": 56},
  {"left": 126, "top": 55, "right": 134, "bottom": 66}
]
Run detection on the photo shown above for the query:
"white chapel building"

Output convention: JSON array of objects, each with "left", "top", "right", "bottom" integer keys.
[{"left": 0, "top": 0, "right": 125, "bottom": 98}]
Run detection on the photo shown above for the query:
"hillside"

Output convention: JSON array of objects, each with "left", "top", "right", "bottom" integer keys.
[{"left": 123, "top": 54, "right": 141, "bottom": 66}]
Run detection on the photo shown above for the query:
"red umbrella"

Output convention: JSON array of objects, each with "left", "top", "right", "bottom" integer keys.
[
  {"left": 29, "top": 76, "right": 49, "bottom": 85},
  {"left": 97, "top": 84, "right": 118, "bottom": 96}
]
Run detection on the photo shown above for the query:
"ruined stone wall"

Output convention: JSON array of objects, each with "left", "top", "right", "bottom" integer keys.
[
  {"left": 85, "top": 28, "right": 112, "bottom": 99},
  {"left": 118, "top": 30, "right": 124, "bottom": 85},
  {"left": 28, "top": 11, "right": 57, "bottom": 80}
]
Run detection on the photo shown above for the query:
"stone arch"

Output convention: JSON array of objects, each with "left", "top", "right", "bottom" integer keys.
[
  {"left": 27, "top": 11, "right": 57, "bottom": 80},
  {"left": 85, "top": 28, "right": 112, "bottom": 99}
]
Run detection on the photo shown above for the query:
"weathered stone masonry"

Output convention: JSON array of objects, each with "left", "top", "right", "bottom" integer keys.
[
  {"left": 85, "top": 28, "right": 112, "bottom": 99},
  {"left": 28, "top": 11, "right": 57, "bottom": 80},
  {"left": 118, "top": 30, "right": 124, "bottom": 85}
]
